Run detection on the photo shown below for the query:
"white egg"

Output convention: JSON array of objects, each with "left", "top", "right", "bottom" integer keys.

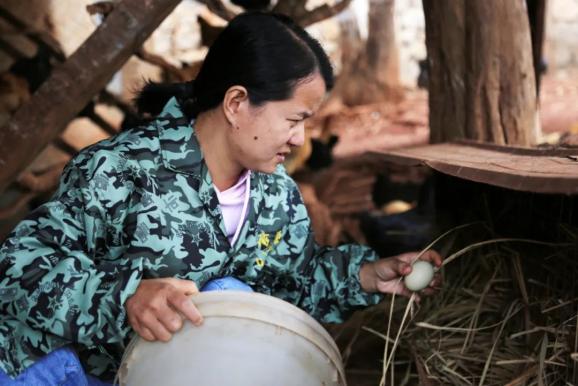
[{"left": 404, "top": 260, "right": 435, "bottom": 292}]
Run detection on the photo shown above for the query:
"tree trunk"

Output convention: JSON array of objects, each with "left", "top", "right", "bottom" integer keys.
[
  {"left": 336, "top": 0, "right": 403, "bottom": 106},
  {"left": 366, "top": 0, "right": 399, "bottom": 93},
  {"left": 423, "top": 0, "right": 538, "bottom": 146}
]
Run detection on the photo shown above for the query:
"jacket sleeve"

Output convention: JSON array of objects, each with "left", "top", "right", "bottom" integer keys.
[
  {"left": 272, "top": 179, "right": 384, "bottom": 324},
  {"left": 0, "top": 151, "right": 145, "bottom": 346}
]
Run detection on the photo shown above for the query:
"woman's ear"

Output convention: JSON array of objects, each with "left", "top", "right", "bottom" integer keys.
[{"left": 222, "top": 86, "right": 249, "bottom": 126}]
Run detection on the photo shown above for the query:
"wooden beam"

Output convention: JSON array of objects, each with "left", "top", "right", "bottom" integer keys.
[
  {"left": 136, "top": 48, "right": 188, "bottom": 81},
  {"left": 0, "top": 0, "right": 181, "bottom": 193},
  {"left": 272, "top": 0, "right": 353, "bottom": 27},
  {"left": 297, "top": 0, "right": 353, "bottom": 27}
]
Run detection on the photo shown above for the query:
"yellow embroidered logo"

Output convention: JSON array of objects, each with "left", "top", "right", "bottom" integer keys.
[
  {"left": 273, "top": 230, "right": 282, "bottom": 245},
  {"left": 255, "top": 230, "right": 284, "bottom": 267},
  {"left": 257, "top": 232, "right": 270, "bottom": 250}
]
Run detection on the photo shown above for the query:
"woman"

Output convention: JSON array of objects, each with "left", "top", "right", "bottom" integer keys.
[{"left": 0, "top": 12, "right": 441, "bottom": 385}]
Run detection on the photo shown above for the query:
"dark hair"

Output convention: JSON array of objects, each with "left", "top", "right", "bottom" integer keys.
[{"left": 134, "top": 12, "right": 334, "bottom": 119}]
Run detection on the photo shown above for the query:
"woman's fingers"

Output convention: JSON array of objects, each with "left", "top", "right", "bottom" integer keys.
[
  {"left": 167, "top": 277, "right": 199, "bottom": 296},
  {"left": 129, "top": 310, "right": 170, "bottom": 342},
  {"left": 392, "top": 258, "right": 412, "bottom": 276},
  {"left": 376, "top": 279, "right": 412, "bottom": 297},
  {"left": 168, "top": 290, "right": 203, "bottom": 326},
  {"left": 419, "top": 249, "right": 443, "bottom": 267},
  {"left": 126, "top": 278, "right": 204, "bottom": 342},
  {"left": 373, "top": 258, "right": 411, "bottom": 282},
  {"left": 139, "top": 327, "right": 156, "bottom": 342},
  {"left": 428, "top": 273, "right": 443, "bottom": 290},
  {"left": 394, "top": 250, "right": 443, "bottom": 268},
  {"left": 139, "top": 312, "right": 173, "bottom": 342},
  {"left": 417, "top": 272, "right": 443, "bottom": 296},
  {"left": 157, "top": 305, "right": 184, "bottom": 333}
]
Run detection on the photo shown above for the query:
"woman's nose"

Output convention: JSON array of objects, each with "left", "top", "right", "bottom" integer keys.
[{"left": 288, "top": 123, "right": 305, "bottom": 147}]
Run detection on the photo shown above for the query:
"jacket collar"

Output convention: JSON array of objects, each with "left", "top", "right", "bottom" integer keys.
[
  {"left": 155, "top": 97, "right": 258, "bottom": 249},
  {"left": 156, "top": 97, "right": 203, "bottom": 176}
]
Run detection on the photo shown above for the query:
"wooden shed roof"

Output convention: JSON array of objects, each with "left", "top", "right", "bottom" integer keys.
[{"left": 371, "top": 141, "right": 578, "bottom": 195}]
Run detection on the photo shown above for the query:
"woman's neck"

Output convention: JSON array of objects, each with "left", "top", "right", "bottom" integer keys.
[{"left": 194, "top": 110, "right": 244, "bottom": 191}]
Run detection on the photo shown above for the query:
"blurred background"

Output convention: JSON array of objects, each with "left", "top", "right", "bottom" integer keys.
[{"left": 1, "top": 1, "right": 578, "bottom": 384}]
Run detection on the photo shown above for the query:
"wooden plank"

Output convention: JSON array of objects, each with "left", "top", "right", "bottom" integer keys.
[
  {"left": 0, "top": 0, "right": 181, "bottom": 193},
  {"left": 371, "top": 142, "right": 578, "bottom": 194}
]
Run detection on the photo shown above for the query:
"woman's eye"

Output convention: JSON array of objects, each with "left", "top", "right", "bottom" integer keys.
[{"left": 288, "top": 120, "right": 300, "bottom": 127}]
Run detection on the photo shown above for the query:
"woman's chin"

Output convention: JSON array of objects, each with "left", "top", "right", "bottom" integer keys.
[{"left": 252, "top": 161, "right": 279, "bottom": 174}]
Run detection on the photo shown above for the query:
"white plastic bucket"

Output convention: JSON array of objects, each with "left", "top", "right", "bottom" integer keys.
[{"left": 117, "top": 291, "right": 347, "bottom": 386}]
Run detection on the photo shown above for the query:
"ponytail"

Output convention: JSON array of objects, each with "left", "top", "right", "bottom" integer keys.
[{"left": 133, "top": 80, "right": 196, "bottom": 117}]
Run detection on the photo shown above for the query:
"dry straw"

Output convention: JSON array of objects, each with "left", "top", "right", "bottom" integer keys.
[{"left": 356, "top": 223, "right": 577, "bottom": 386}]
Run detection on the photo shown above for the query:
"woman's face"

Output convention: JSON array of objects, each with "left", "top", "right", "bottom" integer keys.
[{"left": 228, "top": 73, "right": 326, "bottom": 174}]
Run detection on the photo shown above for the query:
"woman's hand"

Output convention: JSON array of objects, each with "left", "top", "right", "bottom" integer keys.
[
  {"left": 126, "top": 278, "right": 203, "bottom": 342},
  {"left": 359, "top": 250, "right": 443, "bottom": 297}
]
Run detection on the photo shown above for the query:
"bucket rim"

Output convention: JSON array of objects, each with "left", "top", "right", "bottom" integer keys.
[{"left": 118, "top": 291, "right": 347, "bottom": 386}]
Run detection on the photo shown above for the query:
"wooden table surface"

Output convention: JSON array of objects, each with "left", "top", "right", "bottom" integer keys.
[{"left": 371, "top": 141, "right": 578, "bottom": 194}]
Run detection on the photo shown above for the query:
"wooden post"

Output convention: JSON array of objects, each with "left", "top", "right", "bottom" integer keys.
[
  {"left": 423, "top": 0, "right": 537, "bottom": 146},
  {"left": 333, "top": 0, "right": 403, "bottom": 106},
  {"left": 0, "top": 0, "right": 181, "bottom": 193}
]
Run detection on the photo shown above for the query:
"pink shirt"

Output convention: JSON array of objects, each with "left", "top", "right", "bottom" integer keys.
[{"left": 214, "top": 170, "right": 251, "bottom": 245}]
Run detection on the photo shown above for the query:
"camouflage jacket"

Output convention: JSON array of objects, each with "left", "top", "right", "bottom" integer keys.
[{"left": 0, "top": 98, "right": 382, "bottom": 380}]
